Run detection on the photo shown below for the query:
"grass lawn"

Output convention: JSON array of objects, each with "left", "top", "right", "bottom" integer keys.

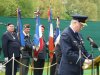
[{"left": 0, "top": 62, "right": 100, "bottom": 75}]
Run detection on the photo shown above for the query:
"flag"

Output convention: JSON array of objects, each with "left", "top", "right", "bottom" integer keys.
[
  {"left": 39, "top": 25, "right": 44, "bottom": 51},
  {"left": 48, "top": 8, "right": 52, "bottom": 22},
  {"left": 54, "top": 17, "right": 60, "bottom": 46},
  {"left": 33, "top": 15, "right": 40, "bottom": 48},
  {"left": 48, "top": 23, "right": 54, "bottom": 51},
  {"left": 33, "top": 11, "right": 44, "bottom": 60},
  {"left": 48, "top": 8, "right": 55, "bottom": 60},
  {"left": 17, "top": 8, "right": 25, "bottom": 47}
]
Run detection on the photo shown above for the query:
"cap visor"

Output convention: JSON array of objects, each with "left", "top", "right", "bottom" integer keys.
[{"left": 81, "top": 23, "right": 87, "bottom": 26}]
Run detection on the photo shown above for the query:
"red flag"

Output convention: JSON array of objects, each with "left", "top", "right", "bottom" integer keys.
[{"left": 39, "top": 25, "right": 44, "bottom": 51}]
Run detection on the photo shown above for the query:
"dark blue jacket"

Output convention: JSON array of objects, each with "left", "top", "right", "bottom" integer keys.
[
  {"left": 2, "top": 31, "right": 20, "bottom": 58},
  {"left": 58, "top": 27, "right": 91, "bottom": 75},
  {"left": 21, "top": 34, "right": 33, "bottom": 58}
]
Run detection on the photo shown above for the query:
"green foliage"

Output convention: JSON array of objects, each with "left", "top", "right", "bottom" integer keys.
[
  {"left": 0, "top": 0, "right": 18, "bottom": 17},
  {"left": 0, "top": 0, "right": 100, "bottom": 21},
  {"left": 17, "top": 0, "right": 34, "bottom": 18},
  {"left": 64, "top": 0, "right": 97, "bottom": 21}
]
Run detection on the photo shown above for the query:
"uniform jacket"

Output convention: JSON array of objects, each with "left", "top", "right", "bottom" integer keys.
[
  {"left": 21, "top": 32, "right": 33, "bottom": 58},
  {"left": 2, "top": 31, "right": 20, "bottom": 58},
  {"left": 58, "top": 27, "right": 91, "bottom": 75}
]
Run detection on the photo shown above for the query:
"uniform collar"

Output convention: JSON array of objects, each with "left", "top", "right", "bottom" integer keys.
[{"left": 23, "top": 31, "right": 29, "bottom": 36}]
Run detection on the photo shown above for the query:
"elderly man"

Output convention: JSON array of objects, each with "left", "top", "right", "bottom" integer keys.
[
  {"left": 58, "top": 15, "right": 92, "bottom": 75},
  {"left": 2, "top": 23, "right": 20, "bottom": 75}
]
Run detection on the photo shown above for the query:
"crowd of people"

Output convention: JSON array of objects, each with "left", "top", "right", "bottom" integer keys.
[{"left": 1, "top": 15, "right": 92, "bottom": 75}]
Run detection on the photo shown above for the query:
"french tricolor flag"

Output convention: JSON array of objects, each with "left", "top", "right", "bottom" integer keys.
[
  {"left": 33, "top": 10, "right": 44, "bottom": 60},
  {"left": 54, "top": 17, "right": 60, "bottom": 46},
  {"left": 48, "top": 8, "right": 55, "bottom": 60}
]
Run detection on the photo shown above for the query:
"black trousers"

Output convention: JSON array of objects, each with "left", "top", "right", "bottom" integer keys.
[
  {"left": 21, "top": 58, "right": 30, "bottom": 75},
  {"left": 5, "top": 57, "right": 19, "bottom": 75},
  {"left": 34, "top": 59, "right": 45, "bottom": 75}
]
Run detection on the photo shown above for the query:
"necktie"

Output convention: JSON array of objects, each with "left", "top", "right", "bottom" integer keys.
[
  {"left": 11, "top": 33, "right": 15, "bottom": 39},
  {"left": 75, "top": 32, "right": 79, "bottom": 40}
]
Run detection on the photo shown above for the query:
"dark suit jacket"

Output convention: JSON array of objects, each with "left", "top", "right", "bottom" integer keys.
[
  {"left": 22, "top": 34, "right": 33, "bottom": 58},
  {"left": 58, "top": 27, "right": 91, "bottom": 75},
  {"left": 2, "top": 31, "right": 20, "bottom": 58}
]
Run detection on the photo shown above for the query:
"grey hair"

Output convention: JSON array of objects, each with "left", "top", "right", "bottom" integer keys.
[{"left": 70, "top": 20, "right": 78, "bottom": 26}]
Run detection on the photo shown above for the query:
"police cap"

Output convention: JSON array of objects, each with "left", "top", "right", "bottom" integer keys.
[{"left": 72, "top": 15, "right": 88, "bottom": 26}]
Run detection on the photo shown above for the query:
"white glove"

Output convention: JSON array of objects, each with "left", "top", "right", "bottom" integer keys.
[
  {"left": 20, "top": 47, "right": 24, "bottom": 50},
  {"left": 35, "top": 46, "right": 39, "bottom": 51},
  {"left": 82, "top": 59, "right": 92, "bottom": 69},
  {"left": 4, "top": 57, "right": 8, "bottom": 62},
  {"left": 84, "top": 59, "right": 92, "bottom": 65},
  {"left": 20, "top": 54, "right": 22, "bottom": 58},
  {"left": 33, "top": 57, "right": 38, "bottom": 61},
  {"left": 46, "top": 42, "right": 49, "bottom": 45},
  {"left": 33, "top": 46, "right": 35, "bottom": 49}
]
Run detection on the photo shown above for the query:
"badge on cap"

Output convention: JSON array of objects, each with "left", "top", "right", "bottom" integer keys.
[{"left": 72, "top": 15, "right": 88, "bottom": 26}]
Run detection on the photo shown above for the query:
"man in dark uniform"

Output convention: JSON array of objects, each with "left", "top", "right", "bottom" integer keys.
[
  {"left": 34, "top": 25, "right": 48, "bottom": 75},
  {"left": 58, "top": 15, "right": 92, "bottom": 75},
  {"left": 2, "top": 23, "right": 20, "bottom": 75},
  {"left": 21, "top": 24, "right": 34, "bottom": 75}
]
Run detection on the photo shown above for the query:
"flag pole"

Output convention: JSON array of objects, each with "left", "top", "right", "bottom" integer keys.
[
  {"left": 12, "top": 53, "right": 15, "bottom": 75},
  {"left": 46, "top": 42, "right": 50, "bottom": 75},
  {"left": 48, "top": 7, "right": 55, "bottom": 75},
  {"left": 17, "top": 8, "right": 25, "bottom": 75},
  {"left": 17, "top": 8, "right": 22, "bottom": 75},
  {"left": 33, "top": 8, "right": 41, "bottom": 75}
]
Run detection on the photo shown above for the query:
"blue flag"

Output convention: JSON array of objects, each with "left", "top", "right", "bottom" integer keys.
[
  {"left": 33, "top": 15, "right": 40, "bottom": 47},
  {"left": 54, "top": 17, "right": 60, "bottom": 46},
  {"left": 17, "top": 8, "right": 25, "bottom": 47}
]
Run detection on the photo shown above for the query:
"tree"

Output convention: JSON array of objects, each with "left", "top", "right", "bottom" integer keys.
[
  {"left": 0, "top": 0, "right": 18, "bottom": 17},
  {"left": 0, "top": 0, "right": 99, "bottom": 21}
]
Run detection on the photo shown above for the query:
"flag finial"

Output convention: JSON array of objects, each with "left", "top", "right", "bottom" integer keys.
[{"left": 34, "top": 8, "right": 40, "bottom": 16}]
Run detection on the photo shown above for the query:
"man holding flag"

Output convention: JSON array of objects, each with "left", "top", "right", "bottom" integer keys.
[
  {"left": 33, "top": 8, "right": 48, "bottom": 75},
  {"left": 34, "top": 25, "right": 47, "bottom": 75},
  {"left": 50, "top": 17, "right": 61, "bottom": 75},
  {"left": 17, "top": 8, "right": 35, "bottom": 75},
  {"left": 21, "top": 24, "right": 34, "bottom": 75}
]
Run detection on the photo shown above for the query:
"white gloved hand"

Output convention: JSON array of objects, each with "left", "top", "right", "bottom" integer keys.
[
  {"left": 20, "top": 54, "right": 22, "bottom": 58},
  {"left": 35, "top": 46, "right": 39, "bottom": 51},
  {"left": 4, "top": 57, "right": 8, "bottom": 62},
  {"left": 33, "top": 46, "right": 35, "bottom": 49},
  {"left": 20, "top": 47, "right": 24, "bottom": 50},
  {"left": 33, "top": 57, "right": 38, "bottom": 61},
  {"left": 82, "top": 59, "right": 92, "bottom": 69},
  {"left": 84, "top": 59, "right": 92, "bottom": 65}
]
